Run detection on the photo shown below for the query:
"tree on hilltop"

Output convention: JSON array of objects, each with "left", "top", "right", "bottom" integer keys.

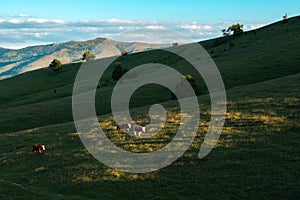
[
  {"left": 283, "top": 13, "right": 288, "bottom": 23},
  {"left": 223, "top": 23, "right": 244, "bottom": 36},
  {"left": 49, "top": 59, "right": 62, "bottom": 71},
  {"left": 121, "top": 47, "right": 128, "bottom": 56},
  {"left": 83, "top": 51, "right": 95, "bottom": 61}
]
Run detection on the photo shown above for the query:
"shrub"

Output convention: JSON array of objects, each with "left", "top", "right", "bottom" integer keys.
[
  {"left": 282, "top": 13, "right": 288, "bottom": 23},
  {"left": 112, "top": 62, "right": 128, "bottom": 81},
  {"left": 49, "top": 59, "right": 62, "bottom": 71},
  {"left": 83, "top": 51, "right": 95, "bottom": 61},
  {"left": 223, "top": 23, "right": 244, "bottom": 36},
  {"left": 121, "top": 47, "right": 128, "bottom": 56},
  {"left": 229, "top": 23, "right": 244, "bottom": 35}
]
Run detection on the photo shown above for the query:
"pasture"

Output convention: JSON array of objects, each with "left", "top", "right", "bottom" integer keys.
[{"left": 0, "top": 16, "right": 299, "bottom": 199}]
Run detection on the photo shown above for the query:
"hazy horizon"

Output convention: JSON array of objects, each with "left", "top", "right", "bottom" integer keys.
[{"left": 1, "top": 0, "right": 299, "bottom": 49}]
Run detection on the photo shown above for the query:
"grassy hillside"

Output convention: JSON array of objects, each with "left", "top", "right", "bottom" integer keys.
[
  {"left": 0, "top": 16, "right": 300, "bottom": 134},
  {"left": 0, "top": 16, "right": 299, "bottom": 199},
  {"left": 1, "top": 72, "right": 299, "bottom": 199}
]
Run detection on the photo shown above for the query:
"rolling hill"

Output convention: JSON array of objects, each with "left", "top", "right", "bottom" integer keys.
[
  {"left": 0, "top": 16, "right": 299, "bottom": 199},
  {"left": 0, "top": 38, "right": 169, "bottom": 79}
]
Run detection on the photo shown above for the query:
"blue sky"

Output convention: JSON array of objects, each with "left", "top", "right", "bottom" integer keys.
[{"left": 1, "top": 0, "right": 299, "bottom": 48}]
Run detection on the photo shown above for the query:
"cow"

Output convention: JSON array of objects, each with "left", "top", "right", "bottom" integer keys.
[
  {"left": 117, "top": 123, "right": 131, "bottom": 132},
  {"left": 133, "top": 125, "right": 146, "bottom": 136},
  {"left": 32, "top": 144, "right": 46, "bottom": 154}
]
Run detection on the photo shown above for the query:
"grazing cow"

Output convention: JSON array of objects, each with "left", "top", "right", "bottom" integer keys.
[
  {"left": 32, "top": 144, "right": 46, "bottom": 154},
  {"left": 117, "top": 123, "right": 131, "bottom": 132},
  {"left": 133, "top": 125, "right": 146, "bottom": 136}
]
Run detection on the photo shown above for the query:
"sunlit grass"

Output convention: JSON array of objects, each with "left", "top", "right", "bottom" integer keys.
[
  {"left": 1, "top": 74, "right": 299, "bottom": 198},
  {"left": 1, "top": 17, "right": 300, "bottom": 199}
]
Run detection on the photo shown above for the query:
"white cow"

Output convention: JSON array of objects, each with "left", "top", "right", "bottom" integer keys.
[{"left": 133, "top": 125, "right": 146, "bottom": 136}]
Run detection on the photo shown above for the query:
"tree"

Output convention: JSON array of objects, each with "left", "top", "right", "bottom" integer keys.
[
  {"left": 183, "top": 74, "right": 200, "bottom": 95},
  {"left": 49, "top": 59, "right": 62, "bottom": 71},
  {"left": 223, "top": 23, "right": 244, "bottom": 36},
  {"left": 283, "top": 13, "right": 288, "bottom": 23},
  {"left": 121, "top": 47, "right": 128, "bottom": 56},
  {"left": 228, "top": 23, "right": 244, "bottom": 35},
  {"left": 83, "top": 51, "right": 95, "bottom": 61},
  {"left": 112, "top": 62, "right": 128, "bottom": 81}
]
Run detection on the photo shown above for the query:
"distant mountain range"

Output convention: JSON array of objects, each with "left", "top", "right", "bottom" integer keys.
[{"left": 0, "top": 38, "right": 170, "bottom": 79}]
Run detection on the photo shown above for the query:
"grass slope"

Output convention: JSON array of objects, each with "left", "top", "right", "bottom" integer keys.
[
  {"left": 0, "top": 16, "right": 300, "bottom": 133},
  {"left": 1, "top": 73, "right": 299, "bottom": 199},
  {"left": 0, "top": 16, "right": 299, "bottom": 199}
]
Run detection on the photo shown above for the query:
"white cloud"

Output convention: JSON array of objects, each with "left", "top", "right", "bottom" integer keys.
[
  {"left": 33, "top": 32, "right": 50, "bottom": 38},
  {"left": 246, "top": 23, "right": 266, "bottom": 30},
  {"left": 203, "top": 25, "right": 213, "bottom": 30},
  {"left": 180, "top": 24, "right": 202, "bottom": 30},
  {"left": 146, "top": 25, "right": 165, "bottom": 30},
  {"left": 8, "top": 14, "right": 29, "bottom": 17},
  {"left": 0, "top": 15, "right": 267, "bottom": 49},
  {"left": 26, "top": 18, "right": 65, "bottom": 24},
  {"left": 8, "top": 19, "right": 21, "bottom": 24},
  {"left": 105, "top": 18, "right": 136, "bottom": 24}
]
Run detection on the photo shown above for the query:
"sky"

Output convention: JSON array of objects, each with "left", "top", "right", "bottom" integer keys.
[{"left": 1, "top": 0, "right": 299, "bottom": 49}]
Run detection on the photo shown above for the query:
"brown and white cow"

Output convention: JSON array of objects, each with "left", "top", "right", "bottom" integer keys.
[
  {"left": 117, "top": 123, "right": 131, "bottom": 132},
  {"left": 32, "top": 144, "right": 46, "bottom": 154},
  {"left": 133, "top": 125, "right": 146, "bottom": 136}
]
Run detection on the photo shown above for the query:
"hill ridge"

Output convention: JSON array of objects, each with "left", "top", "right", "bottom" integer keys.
[
  {"left": 0, "top": 15, "right": 299, "bottom": 133},
  {"left": 0, "top": 38, "right": 169, "bottom": 79}
]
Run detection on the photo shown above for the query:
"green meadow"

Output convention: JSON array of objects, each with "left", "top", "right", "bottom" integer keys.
[{"left": 0, "top": 16, "right": 299, "bottom": 199}]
